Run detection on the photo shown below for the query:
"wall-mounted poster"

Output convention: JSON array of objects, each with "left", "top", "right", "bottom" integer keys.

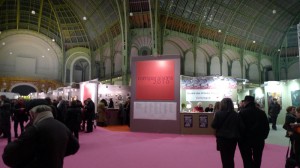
[
  {"left": 135, "top": 60, "right": 175, "bottom": 100},
  {"left": 267, "top": 92, "right": 282, "bottom": 108},
  {"left": 199, "top": 115, "right": 208, "bottom": 128},
  {"left": 291, "top": 90, "right": 300, "bottom": 107},
  {"left": 184, "top": 115, "right": 193, "bottom": 128}
]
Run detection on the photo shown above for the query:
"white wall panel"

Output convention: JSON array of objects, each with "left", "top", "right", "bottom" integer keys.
[
  {"left": 195, "top": 49, "right": 207, "bottom": 76},
  {"left": 184, "top": 52, "right": 194, "bottom": 76},
  {"left": 288, "top": 62, "right": 300, "bottom": 80},
  {"left": 231, "top": 60, "right": 242, "bottom": 78},
  {"left": 211, "top": 56, "right": 220, "bottom": 75},
  {"left": 222, "top": 57, "right": 228, "bottom": 76},
  {"left": 249, "top": 64, "right": 259, "bottom": 82}
]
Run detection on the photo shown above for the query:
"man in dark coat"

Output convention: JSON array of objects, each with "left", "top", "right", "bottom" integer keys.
[
  {"left": 238, "top": 95, "right": 270, "bottom": 168},
  {"left": 65, "top": 100, "right": 82, "bottom": 139},
  {"left": 0, "top": 95, "right": 12, "bottom": 143},
  {"left": 84, "top": 98, "right": 95, "bottom": 133},
  {"left": 2, "top": 99, "right": 79, "bottom": 168},
  {"left": 268, "top": 98, "right": 281, "bottom": 130},
  {"left": 12, "top": 98, "right": 28, "bottom": 138}
]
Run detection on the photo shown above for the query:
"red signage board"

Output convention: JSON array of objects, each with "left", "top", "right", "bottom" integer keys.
[{"left": 135, "top": 60, "right": 175, "bottom": 100}]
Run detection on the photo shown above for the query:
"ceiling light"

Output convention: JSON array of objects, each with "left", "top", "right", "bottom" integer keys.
[
  {"left": 252, "top": 41, "right": 256, "bottom": 43},
  {"left": 278, "top": 49, "right": 281, "bottom": 52},
  {"left": 47, "top": 48, "right": 50, "bottom": 51},
  {"left": 218, "top": 29, "right": 221, "bottom": 33},
  {"left": 83, "top": 16, "right": 87, "bottom": 20},
  {"left": 272, "top": 10, "right": 276, "bottom": 14},
  {"left": 2, "top": 42, "right": 5, "bottom": 46},
  {"left": 31, "top": 10, "right": 36, "bottom": 15},
  {"left": 42, "top": 55, "right": 45, "bottom": 58},
  {"left": 129, "top": 12, "right": 133, "bottom": 16},
  {"left": 9, "top": 51, "right": 12, "bottom": 55},
  {"left": 52, "top": 39, "right": 55, "bottom": 42}
]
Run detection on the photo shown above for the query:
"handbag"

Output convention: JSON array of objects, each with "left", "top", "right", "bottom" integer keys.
[{"left": 285, "top": 140, "right": 297, "bottom": 168}]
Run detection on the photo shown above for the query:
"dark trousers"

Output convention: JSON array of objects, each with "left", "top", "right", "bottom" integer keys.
[
  {"left": 219, "top": 139, "right": 237, "bottom": 168},
  {"left": 86, "top": 118, "right": 93, "bottom": 132},
  {"left": 270, "top": 114, "right": 278, "bottom": 129},
  {"left": 238, "top": 139, "right": 265, "bottom": 168},
  {"left": 2, "top": 124, "right": 11, "bottom": 143},
  {"left": 14, "top": 120, "right": 24, "bottom": 137}
]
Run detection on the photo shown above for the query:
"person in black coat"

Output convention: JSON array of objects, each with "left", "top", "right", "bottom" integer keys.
[
  {"left": 65, "top": 100, "right": 82, "bottom": 139},
  {"left": 268, "top": 98, "right": 281, "bottom": 130},
  {"left": 0, "top": 95, "right": 12, "bottom": 143},
  {"left": 84, "top": 98, "right": 95, "bottom": 133},
  {"left": 283, "top": 106, "right": 297, "bottom": 158},
  {"left": 2, "top": 99, "right": 79, "bottom": 168},
  {"left": 108, "top": 98, "right": 114, "bottom": 108},
  {"left": 238, "top": 96, "right": 270, "bottom": 168},
  {"left": 12, "top": 98, "right": 28, "bottom": 138},
  {"left": 211, "top": 98, "right": 242, "bottom": 168}
]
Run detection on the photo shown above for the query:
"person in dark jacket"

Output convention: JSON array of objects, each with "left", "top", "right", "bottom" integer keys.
[
  {"left": 268, "top": 98, "right": 281, "bottom": 130},
  {"left": 57, "top": 96, "right": 68, "bottom": 124},
  {"left": 238, "top": 95, "right": 270, "bottom": 168},
  {"left": 0, "top": 95, "right": 12, "bottom": 143},
  {"left": 12, "top": 98, "right": 28, "bottom": 138},
  {"left": 84, "top": 98, "right": 95, "bottom": 133},
  {"left": 108, "top": 98, "right": 114, "bottom": 108},
  {"left": 2, "top": 99, "right": 79, "bottom": 168},
  {"left": 45, "top": 97, "right": 58, "bottom": 120},
  {"left": 211, "top": 98, "right": 242, "bottom": 168},
  {"left": 65, "top": 100, "right": 82, "bottom": 139}
]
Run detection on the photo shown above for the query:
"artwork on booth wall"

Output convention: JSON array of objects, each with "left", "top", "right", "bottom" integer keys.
[
  {"left": 184, "top": 115, "right": 193, "bottom": 128},
  {"left": 267, "top": 92, "right": 282, "bottom": 107},
  {"left": 199, "top": 115, "right": 208, "bottom": 128},
  {"left": 255, "top": 97, "right": 265, "bottom": 108},
  {"left": 291, "top": 90, "right": 300, "bottom": 107}
]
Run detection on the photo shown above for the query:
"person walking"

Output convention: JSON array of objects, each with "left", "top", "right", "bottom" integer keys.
[
  {"left": 2, "top": 99, "right": 79, "bottom": 168},
  {"left": 268, "top": 98, "right": 281, "bottom": 130},
  {"left": 211, "top": 98, "right": 242, "bottom": 168},
  {"left": 238, "top": 96, "right": 270, "bottom": 168}
]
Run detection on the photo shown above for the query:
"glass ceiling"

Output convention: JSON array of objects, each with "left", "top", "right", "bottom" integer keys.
[{"left": 0, "top": 0, "right": 299, "bottom": 56}]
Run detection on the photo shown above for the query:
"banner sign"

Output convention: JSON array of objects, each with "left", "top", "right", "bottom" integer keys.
[
  {"left": 185, "top": 89, "right": 234, "bottom": 101},
  {"left": 181, "top": 76, "right": 237, "bottom": 101},
  {"left": 135, "top": 60, "right": 175, "bottom": 100}
]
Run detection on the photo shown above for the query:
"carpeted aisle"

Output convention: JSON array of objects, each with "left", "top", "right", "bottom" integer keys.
[{"left": 0, "top": 126, "right": 287, "bottom": 168}]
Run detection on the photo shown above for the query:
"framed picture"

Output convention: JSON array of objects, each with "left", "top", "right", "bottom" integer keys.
[
  {"left": 184, "top": 115, "right": 193, "bottom": 128},
  {"left": 291, "top": 90, "right": 300, "bottom": 107},
  {"left": 199, "top": 115, "right": 208, "bottom": 128}
]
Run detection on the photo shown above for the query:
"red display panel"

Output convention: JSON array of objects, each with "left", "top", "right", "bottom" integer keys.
[
  {"left": 135, "top": 60, "right": 175, "bottom": 100},
  {"left": 83, "top": 83, "right": 92, "bottom": 101}
]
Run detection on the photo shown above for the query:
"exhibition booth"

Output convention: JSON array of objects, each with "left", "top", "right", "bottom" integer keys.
[
  {"left": 240, "top": 79, "right": 300, "bottom": 125},
  {"left": 180, "top": 75, "right": 238, "bottom": 135},
  {"left": 41, "top": 80, "right": 131, "bottom": 126},
  {"left": 24, "top": 59, "right": 300, "bottom": 134}
]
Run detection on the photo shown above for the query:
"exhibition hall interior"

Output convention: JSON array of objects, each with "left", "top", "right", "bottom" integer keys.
[{"left": 0, "top": 0, "right": 300, "bottom": 167}]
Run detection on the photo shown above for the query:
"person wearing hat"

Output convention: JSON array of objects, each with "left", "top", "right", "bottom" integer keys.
[
  {"left": 2, "top": 99, "right": 80, "bottom": 168},
  {"left": 238, "top": 95, "right": 270, "bottom": 168}
]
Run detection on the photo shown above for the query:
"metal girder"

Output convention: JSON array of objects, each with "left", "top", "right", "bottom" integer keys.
[
  {"left": 115, "top": 0, "right": 130, "bottom": 85},
  {"left": 37, "top": 0, "right": 44, "bottom": 32}
]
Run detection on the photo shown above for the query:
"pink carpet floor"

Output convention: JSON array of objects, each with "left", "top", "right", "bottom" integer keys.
[{"left": 0, "top": 126, "right": 286, "bottom": 168}]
